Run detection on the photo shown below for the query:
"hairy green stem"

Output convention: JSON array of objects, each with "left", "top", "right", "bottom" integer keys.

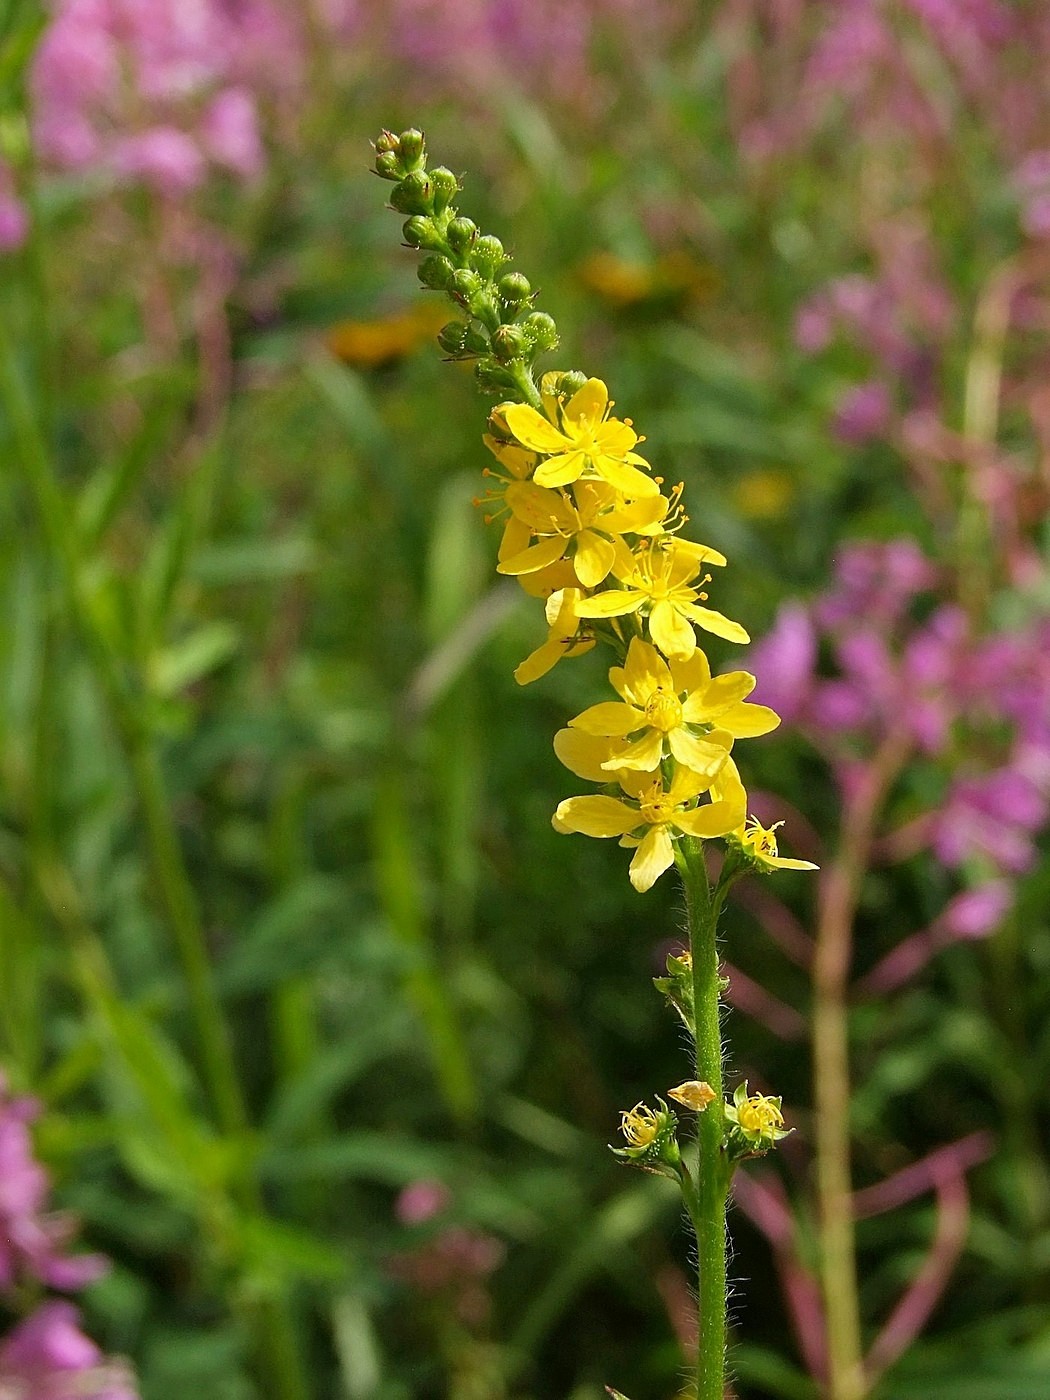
[{"left": 679, "top": 840, "right": 729, "bottom": 1400}]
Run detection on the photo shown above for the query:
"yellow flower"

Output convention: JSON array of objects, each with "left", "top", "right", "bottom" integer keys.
[
  {"left": 667, "top": 1080, "right": 717, "bottom": 1112},
  {"left": 496, "top": 479, "right": 668, "bottom": 588},
  {"left": 325, "top": 302, "right": 447, "bottom": 369},
  {"left": 725, "top": 1081, "right": 791, "bottom": 1152},
  {"left": 514, "top": 587, "right": 595, "bottom": 685},
  {"left": 620, "top": 1102, "right": 660, "bottom": 1149},
  {"left": 574, "top": 539, "right": 749, "bottom": 658},
  {"left": 733, "top": 816, "right": 818, "bottom": 872},
  {"left": 567, "top": 637, "right": 779, "bottom": 775},
  {"left": 502, "top": 378, "right": 659, "bottom": 498},
  {"left": 551, "top": 757, "right": 748, "bottom": 892}
]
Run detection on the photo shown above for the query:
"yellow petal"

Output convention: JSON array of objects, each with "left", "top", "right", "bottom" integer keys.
[
  {"left": 554, "top": 728, "right": 626, "bottom": 780},
  {"left": 602, "top": 728, "right": 664, "bottom": 772},
  {"left": 518, "top": 560, "right": 578, "bottom": 598},
  {"left": 629, "top": 825, "right": 675, "bottom": 892},
  {"left": 715, "top": 701, "right": 781, "bottom": 738},
  {"left": 497, "top": 516, "right": 532, "bottom": 563},
  {"left": 534, "top": 450, "right": 588, "bottom": 488},
  {"left": 668, "top": 765, "right": 718, "bottom": 803},
  {"left": 595, "top": 458, "right": 660, "bottom": 498},
  {"left": 674, "top": 799, "right": 740, "bottom": 840},
  {"left": 564, "top": 377, "right": 609, "bottom": 431},
  {"left": 674, "top": 538, "right": 728, "bottom": 568},
  {"left": 503, "top": 402, "right": 569, "bottom": 454},
  {"left": 667, "top": 728, "right": 731, "bottom": 778},
  {"left": 553, "top": 795, "right": 639, "bottom": 838},
  {"left": 622, "top": 636, "right": 670, "bottom": 702},
  {"left": 569, "top": 701, "right": 645, "bottom": 737},
  {"left": 573, "top": 530, "right": 617, "bottom": 588},
  {"left": 601, "top": 495, "right": 667, "bottom": 533},
  {"left": 514, "top": 639, "right": 563, "bottom": 686},
  {"left": 496, "top": 535, "right": 569, "bottom": 576},
  {"left": 681, "top": 605, "right": 750, "bottom": 645},
  {"left": 649, "top": 601, "right": 696, "bottom": 659},
  {"left": 506, "top": 480, "right": 576, "bottom": 532},
  {"left": 669, "top": 649, "right": 712, "bottom": 696},
  {"left": 574, "top": 589, "right": 644, "bottom": 619}
]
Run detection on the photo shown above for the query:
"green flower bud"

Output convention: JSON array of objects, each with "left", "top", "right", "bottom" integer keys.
[
  {"left": 436, "top": 321, "right": 468, "bottom": 356},
  {"left": 373, "top": 150, "right": 401, "bottom": 180},
  {"left": 471, "top": 235, "right": 506, "bottom": 280},
  {"left": 402, "top": 216, "right": 434, "bottom": 248},
  {"left": 374, "top": 130, "right": 398, "bottom": 155},
  {"left": 417, "top": 254, "right": 454, "bottom": 291},
  {"left": 498, "top": 272, "right": 532, "bottom": 308},
  {"left": 490, "top": 323, "right": 529, "bottom": 363},
  {"left": 429, "top": 166, "right": 459, "bottom": 214},
  {"left": 521, "top": 311, "right": 559, "bottom": 352},
  {"left": 652, "top": 947, "right": 694, "bottom": 1034},
  {"left": 446, "top": 217, "right": 477, "bottom": 255},
  {"left": 389, "top": 171, "right": 432, "bottom": 215},
  {"left": 553, "top": 369, "right": 587, "bottom": 395},
  {"left": 450, "top": 267, "right": 483, "bottom": 302},
  {"left": 398, "top": 128, "right": 425, "bottom": 168}
]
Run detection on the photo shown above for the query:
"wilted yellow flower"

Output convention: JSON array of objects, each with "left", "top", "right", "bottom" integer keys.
[
  {"left": 574, "top": 539, "right": 749, "bottom": 658},
  {"left": 502, "top": 378, "right": 658, "bottom": 497},
  {"left": 568, "top": 637, "right": 778, "bottom": 774},
  {"left": 733, "top": 816, "right": 818, "bottom": 872},
  {"left": 667, "top": 1081, "right": 717, "bottom": 1112},
  {"left": 620, "top": 1102, "right": 660, "bottom": 1149}
]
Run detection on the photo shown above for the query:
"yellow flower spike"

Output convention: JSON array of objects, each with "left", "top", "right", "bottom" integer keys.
[
  {"left": 667, "top": 1080, "right": 717, "bottom": 1112},
  {"left": 574, "top": 538, "right": 749, "bottom": 658},
  {"left": 514, "top": 587, "right": 595, "bottom": 685},
  {"left": 732, "top": 816, "right": 819, "bottom": 872},
  {"left": 568, "top": 637, "right": 776, "bottom": 777},
  {"left": 502, "top": 377, "right": 659, "bottom": 498}
]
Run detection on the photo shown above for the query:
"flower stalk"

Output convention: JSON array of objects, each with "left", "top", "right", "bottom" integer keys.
[{"left": 373, "top": 126, "right": 815, "bottom": 1398}]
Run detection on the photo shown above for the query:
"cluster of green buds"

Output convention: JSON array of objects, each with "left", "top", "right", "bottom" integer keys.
[{"left": 372, "top": 128, "right": 562, "bottom": 400}]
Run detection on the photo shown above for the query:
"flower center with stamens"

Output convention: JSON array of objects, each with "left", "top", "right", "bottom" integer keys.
[
  {"left": 738, "top": 1097, "right": 784, "bottom": 1136},
  {"left": 640, "top": 783, "right": 677, "bottom": 826},
  {"left": 645, "top": 688, "right": 683, "bottom": 733}
]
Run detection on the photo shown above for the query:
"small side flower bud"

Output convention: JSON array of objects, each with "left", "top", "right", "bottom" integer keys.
[
  {"left": 498, "top": 272, "right": 532, "bottom": 307},
  {"left": 653, "top": 947, "right": 694, "bottom": 1031},
  {"left": 474, "top": 362, "right": 519, "bottom": 394},
  {"left": 471, "top": 234, "right": 506, "bottom": 279},
  {"left": 450, "top": 268, "right": 483, "bottom": 303},
  {"left": 374, "top": 130, "right": 398, "bottom": 155},
  {"left": 462, "top": 324, "right": 491, "bottom": 355},
  {"left": 417, "top": 254, "right": 454, "bottom": 291},
  {"left": 521, "top": 311, "right": 559, "bottom": 351},
  {"left": 446, "top": 217, "right": 478, "bottom": 254},
  {"left": 389, "top": 171, "right": 432, "bottom": 215},
  {"left": 402, "top": 216, "right": 435, "bottom": 248},
  {"left": 429, "top": 166, "right": 459, "bottom": 214},
  {"left": 373, "top": 150, "right": 401, "bottom": 180},
  {"left": 490, "top": 323, "right": 529, "bottom": 363},
  {"left": 436, "top": 321, "right": 468, "bottom": 356},
  {"left": 397, "top": 128, "right": 425, "bottom": 168}
]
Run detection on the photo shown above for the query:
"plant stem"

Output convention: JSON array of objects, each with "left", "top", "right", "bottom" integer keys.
[
  {"left": 679, "top": 840, "right": 729, "bottom": 1400},
  {"left": 813, "top": 732, "right": 910, "bottom": 1400}
]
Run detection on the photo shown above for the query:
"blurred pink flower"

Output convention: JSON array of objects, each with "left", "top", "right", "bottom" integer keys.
[
  {"left": 0, "top": 1301, "right": 137, "bottom": 1400},
  {"left": 833, "top": 380, "right": 892, "bottom": 444},
  {"left": 395, "top": 1179, "right": 451, "bottom": 1226},
  {"left": 0, "top": 1077, "right": 106, "bottom": 1293}
]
